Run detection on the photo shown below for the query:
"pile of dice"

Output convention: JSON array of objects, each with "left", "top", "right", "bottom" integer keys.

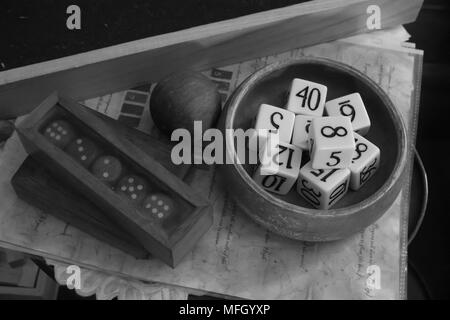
[
  {"left": 251, "top": 78, "right": 380, "bottom": 209},
  {"left": 43, "top": 119, "right": 176, "bottom": 222}
]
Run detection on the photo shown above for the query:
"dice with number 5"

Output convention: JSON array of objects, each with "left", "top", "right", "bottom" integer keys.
[
  {"left": 309, "top": 116, "right": 355, "bottom": 169},
  {"left": 287, "top": 78, "right": 327, "bottom": 117},
  {"left": 325, "top": 93, "right": 371, "bottom": 135},
  {"left": 296, "top": 161, "right": 350, "bottom": 209},
  {"left": 348, "top": 133, "right": 380, "bottom": 190},
  {"left": 253, "top": 139, "right": 303, "bottom": 195},
  {"left": 250, "top": 104, "right": 295, "bottom": 152}
]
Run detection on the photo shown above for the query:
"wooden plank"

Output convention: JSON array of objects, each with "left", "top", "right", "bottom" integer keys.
[
  {"left": 15, "top": 94, "right": 213, "bottom": 267},
  {"left": 0, "top": 0, "right": 423, "bottom": 118}
]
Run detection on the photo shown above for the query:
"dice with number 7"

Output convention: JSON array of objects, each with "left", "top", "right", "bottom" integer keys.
[
  {"left": 325, "top": 93, "right": 371, "bottom": 135},
  {"left": 348, "top": 133, "right": 380, "bottom": 190},
  {"left": 287, "top": 78, "right": 327, "bottom": 117},
  {"left": 309, "top": 116, "right": 355, "bottom": 169}
]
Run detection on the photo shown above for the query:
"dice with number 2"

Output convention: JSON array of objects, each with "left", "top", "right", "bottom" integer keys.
[{"left": 250, "top": 104, "right": 295, "bottom": 152}]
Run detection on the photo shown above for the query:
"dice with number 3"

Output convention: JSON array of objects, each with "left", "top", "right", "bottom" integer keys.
[
  {"left": 287, "top": 78, "right": 327, "bottom": 117},
  {"left": 291, "top": 115, "right": 315, "bottom": 150},
  {"left": 309, "top": 116, "right": 355, "bottom": 169}
]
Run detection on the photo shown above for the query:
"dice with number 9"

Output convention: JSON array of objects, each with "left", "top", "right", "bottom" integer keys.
[
  {"left": 325, "top": 93, "right": 371, "bottom": 135},
  {"left": 309, "top": 116, "right": 355, "bottom": 169}
]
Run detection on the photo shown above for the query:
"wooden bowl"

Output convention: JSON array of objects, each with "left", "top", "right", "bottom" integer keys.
[{"left": 219, "top": 57, "right": 408, "bottom": 241}]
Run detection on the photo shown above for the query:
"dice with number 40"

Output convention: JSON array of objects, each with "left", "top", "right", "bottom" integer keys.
[{"left": 287, "top": 79, "right": 327, "bottom": 117}]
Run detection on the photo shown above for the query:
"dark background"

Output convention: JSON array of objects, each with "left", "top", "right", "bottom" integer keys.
[{"left": 1, "top": 0, "right": 449, "bottom": 299}]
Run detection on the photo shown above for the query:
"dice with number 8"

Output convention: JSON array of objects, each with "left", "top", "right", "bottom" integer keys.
[
  {"left": 309, "top": 116, "right": 355, "bottom": 169},
  {"left": 287, "top": 78, "right": 327, "bottom": 117},
  {"left": 348, "top": 133, "right": 380, "bottom": 190}
]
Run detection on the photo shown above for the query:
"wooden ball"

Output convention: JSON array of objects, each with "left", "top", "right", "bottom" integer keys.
[
  {"left": 150, "top": 71, "right": 221, "bottom": 136},
  {"left": 0, "top": 120, "right": 15, "bottom": 143}
]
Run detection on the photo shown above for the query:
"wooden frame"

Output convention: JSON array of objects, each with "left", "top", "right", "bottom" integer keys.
[
  {"left": 15, "top": 93, "right": 212, "bottom": 267},
  {"left": 0, "top": 0, "right": 423, "bottom": 118}
]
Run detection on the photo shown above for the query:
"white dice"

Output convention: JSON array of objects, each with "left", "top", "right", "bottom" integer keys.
[
  {"left": 348, "top": 133, "right": 380, "bottom": 190},
  {"left": 287, "top": 78, "right": 327, "bottom": 117},
  {"left": 309, "top": 116, "right": 355, "bottom": 169},
  {"left": 250, "top": 104, "right": 295, "bottom": 151},
  {"left": 291, "top": 115, "right": 315, "bottom": 150},
  {"left": 253, "top": 139, "right": 303, "bottom": 195},
  {"left": 325, "top": 93, "right": 371, "bottom": 135},
  {"left": 250, "top": 77, "right": 380, "bottom": 210},
  {"left": 297, "top": 161, "right": 350, "bottom": 209}
]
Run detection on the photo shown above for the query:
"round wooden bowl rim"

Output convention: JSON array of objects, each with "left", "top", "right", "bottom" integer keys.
[{"left": 224, "top": 57, "right": 408, "bottom": 218}]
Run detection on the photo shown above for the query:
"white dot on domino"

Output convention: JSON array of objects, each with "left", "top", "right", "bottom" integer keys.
[
  {"left": 81, "top": 155, "right": 87, "bottom": 161},
  {"left": 137, "top": 185, "right": 143, "bottom": 190},
  {"left": 104, "top": 159, "right": 110, "bottom": 165},
  {"left": 131, "top": 194, "right": 137, "bottom": 200},
  {"left": 103, "top": 172, "right": 109, "bottom": 178}
]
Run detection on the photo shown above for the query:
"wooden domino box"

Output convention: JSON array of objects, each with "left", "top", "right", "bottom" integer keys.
[{"left": 15, "top": 93, "right": 213, "bottom": 267}]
